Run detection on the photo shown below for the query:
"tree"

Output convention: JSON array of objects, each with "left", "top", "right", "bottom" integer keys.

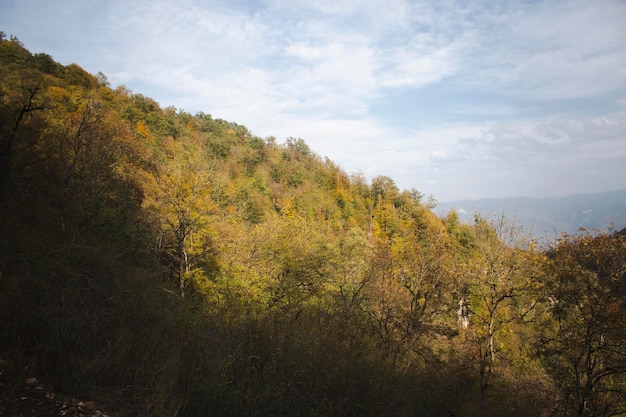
[
  {"left": 331, "top": 227, "right": 373, "bottom": 317},
  {"left": 145, "top": 145, "right": 216, "bottom": 298},
  {"left": 0, "top": 48, "right": 47, "bottom": 192},
  {"left": 539, "top": 230, "right": 626, "bottom": 417},
  {"left": 463, "top": 215, "right": 530, "bottom": 392},
  {"left": 371, "top": 175, "right": 398, "bottom": 201},
  {"left": 246, "top": 212, "right": 336, "bottom": 313},
  {"left": 366, "top": 197, "right": 457, "bottom": 365}
]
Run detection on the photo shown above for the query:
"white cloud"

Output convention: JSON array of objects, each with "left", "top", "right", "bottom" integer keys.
[
  {"left": 2, "top": 0, "right": 625, "bottom": 202},
  {"left": 460, "top": 0, "right": 626, "bottom": 100},
  {"left": 378, "top": 42, "right": 462, "bottom": 88},
  {"left": 440, "top": 111, "right": 626, "bottom": 165},
  {"left": 103, "top": 0, "right": 477, "bottom": 117}
]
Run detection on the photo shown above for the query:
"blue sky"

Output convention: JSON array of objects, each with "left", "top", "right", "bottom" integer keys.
[{"left": 2, "top": 0, "right": 625, "bottom": 202}]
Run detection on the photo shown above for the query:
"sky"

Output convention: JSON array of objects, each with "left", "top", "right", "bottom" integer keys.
[{"left": 1, "top": 0, "right": 626, "bottom": 202}]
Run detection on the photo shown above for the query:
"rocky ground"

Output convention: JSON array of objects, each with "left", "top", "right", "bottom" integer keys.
[{"left": 0, "top": 361, "right": 111, "bottom": 417}]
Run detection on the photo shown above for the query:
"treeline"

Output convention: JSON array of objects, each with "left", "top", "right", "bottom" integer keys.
[{"left": 1, "top": 35, "right": 625, "bottom": 417}]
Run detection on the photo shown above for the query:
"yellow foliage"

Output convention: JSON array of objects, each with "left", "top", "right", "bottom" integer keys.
[
  {"left": 280, "top": 198, "right": 296, "bottom": 217},
  {"left": 136, "top": 120, "right": 151, "bottom": 138},
  {"left": 163, "top": 136, "right": 175, "bottom": 155}
]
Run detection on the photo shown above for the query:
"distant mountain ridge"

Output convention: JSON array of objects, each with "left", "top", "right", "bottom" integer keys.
[{"left": 436, "top": 189, "right": 626, "bottom": 240}]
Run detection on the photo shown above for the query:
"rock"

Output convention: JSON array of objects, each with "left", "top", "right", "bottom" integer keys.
[
  {"left": 78, "top": 400, "right": 96, "bottom": 409},
  {"left": 25, "top": 376, "right": 38, "bottom": 384}
]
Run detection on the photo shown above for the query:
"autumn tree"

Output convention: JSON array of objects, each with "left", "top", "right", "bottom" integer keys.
[
  {"left": 364, "top": 183, "right": 459, "bottom": 366},
  {"left": 0, "top": 37, "right": 48, "bottom": 192},
  {"left": 538, "top": 229, "right": 626, "bottom": 417},
  {"left": 240, "top": 211, "right": 337, "bottom": 313},
  {"left": 393, "top": 224, "right": 457, "bottom": 355},
  {"left": 145, "top": 142, "right": 217, "bottom": 298},
  {"left": 331, "top": 227, "right": 373, "bottom": 318},
  {"left": 462, "top": 215, "right": 532, "bottom": 392}
]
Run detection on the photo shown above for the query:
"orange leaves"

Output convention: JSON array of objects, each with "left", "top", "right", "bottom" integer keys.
[
  {"left": 46, "top": 85, "right": 71, "bottom": 105},
  {"left": 136, "top": 120, "right": 151, "bottom": 139}
]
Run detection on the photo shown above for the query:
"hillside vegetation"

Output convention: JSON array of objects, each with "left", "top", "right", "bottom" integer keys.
[{"left": 1, "top": 35, "right": 625, "bottom": 417}]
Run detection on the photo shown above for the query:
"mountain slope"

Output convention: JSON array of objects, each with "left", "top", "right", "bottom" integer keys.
[{"left": 3, "top": 35, "right": 625, "bottom": 417}]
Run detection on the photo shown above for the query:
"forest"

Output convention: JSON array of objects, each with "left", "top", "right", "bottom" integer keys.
[{"left": 1, "top": 35, "right": 625, "bottom": 417}]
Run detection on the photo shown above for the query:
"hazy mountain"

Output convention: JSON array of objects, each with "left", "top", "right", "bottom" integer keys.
[{"left": 436, "top": 189, "right": 626, "bottom": 240}]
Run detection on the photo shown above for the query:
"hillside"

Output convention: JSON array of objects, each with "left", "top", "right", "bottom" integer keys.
[
  {"left": 437, "top": 189, "right": 626, "bottom": 240},
  {"left": 1, "top": 35, "right": 626, "bottom": 417}
]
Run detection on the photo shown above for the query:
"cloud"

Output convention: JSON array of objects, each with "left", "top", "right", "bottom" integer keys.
[
  {"left": 438, "top": 110, "right": 626, "bottom": 165},
  {"left": 378, "top": 41, "right": 463, "bottom": 88},
  {"left": 350, "top": 102, "right": 626, "bottom": 201},
  {"left": 459, "top": 0, "right": 626, "bottom": 100},
  {"left": 102, "top": 0, "right": 477, "bottom": 114},
  {"left": 3, "top": 0, "right": 625, "bottom": 202},
  {"left": 109, "top": 0, "right": 275, "bottom": 76}
]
